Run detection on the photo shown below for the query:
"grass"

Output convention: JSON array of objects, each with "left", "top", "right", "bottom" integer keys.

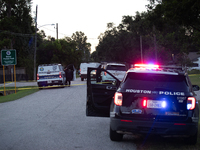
[
  {"left": 0, "top": 86, "right": 39, "bottom": 103},
  {"left": 188, "top": 74, "right": 200, "bottom": 87},
  {"left": 188, "top": 74, "right": 200, "bottom": 149}
]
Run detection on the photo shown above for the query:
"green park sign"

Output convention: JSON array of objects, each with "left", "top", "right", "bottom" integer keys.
[{"left": 1, "top": 49, "right": 17, "bottom": 66}]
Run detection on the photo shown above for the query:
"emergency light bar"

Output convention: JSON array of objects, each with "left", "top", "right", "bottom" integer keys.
[{"left": 134, "top": 64, "right": 159, "bottom": 70}]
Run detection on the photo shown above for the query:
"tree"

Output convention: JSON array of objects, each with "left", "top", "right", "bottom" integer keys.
[
  {"left": 148, "top": 0, "right": 200, "bottom": 52},
  {"left": 71, "top": 31, "right": 91, "bottom": 62},
  {"left": 0, "top": 0, "right": 35, "bottom": 79},
  {"left": 95, "top": 14, "right": 154, "bottom": 64},
  {"left": 37, "top": 36, "right": 82, "bottom": 70}
]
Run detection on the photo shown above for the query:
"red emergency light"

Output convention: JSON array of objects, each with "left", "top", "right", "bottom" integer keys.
[{"left": 134, "top": 64, "right": 159, "bottom": 70}]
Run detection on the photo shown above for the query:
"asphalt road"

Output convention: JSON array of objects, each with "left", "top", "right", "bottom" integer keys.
[{"left": 0, "top": 78, "right": 138, "bottom": 150}]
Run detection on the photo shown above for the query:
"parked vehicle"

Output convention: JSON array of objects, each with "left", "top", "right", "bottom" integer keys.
[
  {"left": 37, "top": 64, "right": 66, "bottom": 88},
  {"left": 86, "top": 64, "right": 199, "bottom": 145},
  {"left": 101, "top": 63, "right": 127, "bottom": 82},
  {"left": 80, "top": 62, "right": 100, "bottom": 81}
]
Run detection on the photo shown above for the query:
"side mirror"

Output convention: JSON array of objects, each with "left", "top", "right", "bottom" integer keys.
[{"left": 192, "top": 85, "right": 199, "bottom": 91}]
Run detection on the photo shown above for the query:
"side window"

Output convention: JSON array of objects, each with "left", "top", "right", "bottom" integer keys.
[
  {"left": 186, "top": 75, "right": 193, "bottom": 91},
  {"left": 59, "top": 65, "right": 62, "bottom": 71},
  {"left": 90, "top": 69, "right": 118, "bottom": 85}
]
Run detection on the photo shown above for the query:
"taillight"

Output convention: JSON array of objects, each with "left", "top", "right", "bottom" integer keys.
[
  {"left": 59, "top": 72, "right": 62, "bottom": 78},
  {"left": 114, "top": 92, "right": 122, "bottom": 106},
  {"left": 187, "top": 97, "right": 196, "bottom": 110},
  {"left": 121, "top": 120, "right": 132, "bottom": 122},
  {"left": 104, "top": 72, "right": 107, "bottom": 76},
  {"left": 143, "top": 99, "right": 147, "bottom": 107},
  {"left": 37, "top": 74, "right": 39, "bottom": 80}
]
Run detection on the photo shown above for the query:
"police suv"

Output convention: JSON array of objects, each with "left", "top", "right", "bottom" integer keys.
[
  {"left": 86, "top": 64, "right": 199, "bottom": 145},
  {"left": 37, "top": 64, "right": 66, "bottom": 88}
]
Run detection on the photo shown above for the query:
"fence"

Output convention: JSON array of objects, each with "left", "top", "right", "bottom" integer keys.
[{"left": 0, "top": 67, "right": 28, "bottom": 83}]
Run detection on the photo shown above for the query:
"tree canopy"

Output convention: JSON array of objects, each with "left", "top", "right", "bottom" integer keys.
[
  {"left": 0, "top": 0, "right": 35, "bottom": 78},
  {"left": 37, "top": 31, "right": 90, "bottom": 70},
  {"left": 0, "top": 0, "right": 91, "bottom": 80},
  {"left": 1, "top": 0, "right": 200, "bottom": 80},
  {"left": 92, "top": 0, "right": 200, "bottom": 65}
]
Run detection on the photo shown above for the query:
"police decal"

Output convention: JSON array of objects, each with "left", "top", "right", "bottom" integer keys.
[{"left": 125, "top": 89, "right": 185, "bottom": 96}]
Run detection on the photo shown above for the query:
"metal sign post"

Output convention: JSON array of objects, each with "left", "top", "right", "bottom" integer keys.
[{"left": 3, "top": 65, "right": 6, "bottom": 96}]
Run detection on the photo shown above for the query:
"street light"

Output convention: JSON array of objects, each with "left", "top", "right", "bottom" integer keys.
[
  {"left": 33, "top": 22, "right": 55, "bottom": 81},
  {"left": 38, "top": 24, "right": 55, "bottom": 28}
]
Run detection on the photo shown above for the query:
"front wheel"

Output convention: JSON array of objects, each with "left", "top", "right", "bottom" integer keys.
[{"left": 110, "top": 127, "right": 123, "bottom": 141}]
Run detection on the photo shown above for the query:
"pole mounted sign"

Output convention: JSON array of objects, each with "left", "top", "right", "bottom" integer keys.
[
  {"left": 1, "top": 49, "right": 17, "bottom": 95},
  {"left": 1, "top": 49, "right": 17, "bottom": 66}
]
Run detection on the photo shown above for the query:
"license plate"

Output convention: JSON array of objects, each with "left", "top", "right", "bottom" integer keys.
[
  {"left": 47, "top": 80, "right": 52, "bottom": 83},
  {"left": 147, "top": 100, "right": 162, "bottom": 108}
]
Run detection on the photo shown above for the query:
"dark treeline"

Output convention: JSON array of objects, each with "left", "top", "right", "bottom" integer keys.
[
  {"left": 0, "top": 0, "right": 90, "bottom": 80},
  {"left": 0, "top": 0, "right": 200, "bottom": 80},
  {"left": 92, "top": 0, "right": 200, "bottom": 65}
]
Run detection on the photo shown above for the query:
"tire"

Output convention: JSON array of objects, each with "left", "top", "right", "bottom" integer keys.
[
  {"left": 81, "top": 78, "right": 84, "bottom": 81},
  {"left": 38, "top": 84, "right": 42, "bottom": 90},
  {"left": 110, "top": 126, "right": 123, "bottom": 141},
  {"left": 184, "top": 131, "right": 198, "bottom": 145},
  {"left": 60, "top": 81, "right": 65, "bottom": 88}
]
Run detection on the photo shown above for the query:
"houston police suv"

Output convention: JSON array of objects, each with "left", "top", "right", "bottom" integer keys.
[
  {"left": 86, "top": 64, "right": 199, "bottom": 145},
  {"left": 37, "top": 64, "right": 66, "bottom": 88}
]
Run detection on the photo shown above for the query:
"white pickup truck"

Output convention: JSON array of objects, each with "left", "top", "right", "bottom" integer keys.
[{"left": 101, "top": 63, "right": 127, "bottom": 82}]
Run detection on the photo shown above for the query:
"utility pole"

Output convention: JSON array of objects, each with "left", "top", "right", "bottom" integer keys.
[
  {"left": 140, "top": 35, "right": 143, "bottom": 63},
  {"left": 34, "top": 5, "right": 38, "bottom": 81},
  {"left": 56, "top": 23, "right": 58, "bottom": 40},
  {"left": 153, "top": 25, "right": 157, "bottom": 63}
]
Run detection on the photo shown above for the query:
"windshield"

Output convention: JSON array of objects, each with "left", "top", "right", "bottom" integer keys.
[
  {"left": 121, "top": 72, "right": 189, "bottom": 91},
  {"left": 106, "top": 65, "right": 126, "bottom": 71}
]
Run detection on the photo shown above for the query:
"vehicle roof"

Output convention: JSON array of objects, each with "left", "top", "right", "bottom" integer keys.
[
  {"left": 128, "top": 65, "right": 186, "bottom": 75},
  {"left": 38, "top": 63, "right": 61, "bottom": 67},
  {"left": 128, "top": 69, "right": 179, "bottom": 75},
  {"left": 105, "top": 63, "right": 125, "bottom": 66}
]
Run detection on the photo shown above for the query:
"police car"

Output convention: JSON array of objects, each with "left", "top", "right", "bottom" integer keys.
[
  {"left": 37, "top": 64, "right": 66, "bottom": 88},
  {"left": 86, "top": 64, "right": 199, "bottom": 144}
]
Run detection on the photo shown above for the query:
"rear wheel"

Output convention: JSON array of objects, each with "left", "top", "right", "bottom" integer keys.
[
  {"left": 110, "top": 127, "right": 123, "bottom": 141},
  {"left": 38, "top": 83, "right": 42, "bottom": 90},
  {"left": 61, "top": 81, "right": 65, "bottom": 88},
  {"left": 184, "top": 131, "right": 198, "bottom": 145},
  {"left": 81, "top": 77, "right": 84, "bottom": 81}
]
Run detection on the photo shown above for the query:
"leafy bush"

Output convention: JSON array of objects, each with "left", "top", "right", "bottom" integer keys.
[{"left": 187, "top": 69, "right": 200, "bottom": 74}]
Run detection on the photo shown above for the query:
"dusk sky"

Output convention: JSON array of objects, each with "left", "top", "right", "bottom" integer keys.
[{"left": 31, "top": 0, "right": 149, "bottom": 52}]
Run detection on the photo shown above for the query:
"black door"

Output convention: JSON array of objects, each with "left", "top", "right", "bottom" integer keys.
[{"left": 86, "top": 67, "right": 121, "bottom": 117}]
